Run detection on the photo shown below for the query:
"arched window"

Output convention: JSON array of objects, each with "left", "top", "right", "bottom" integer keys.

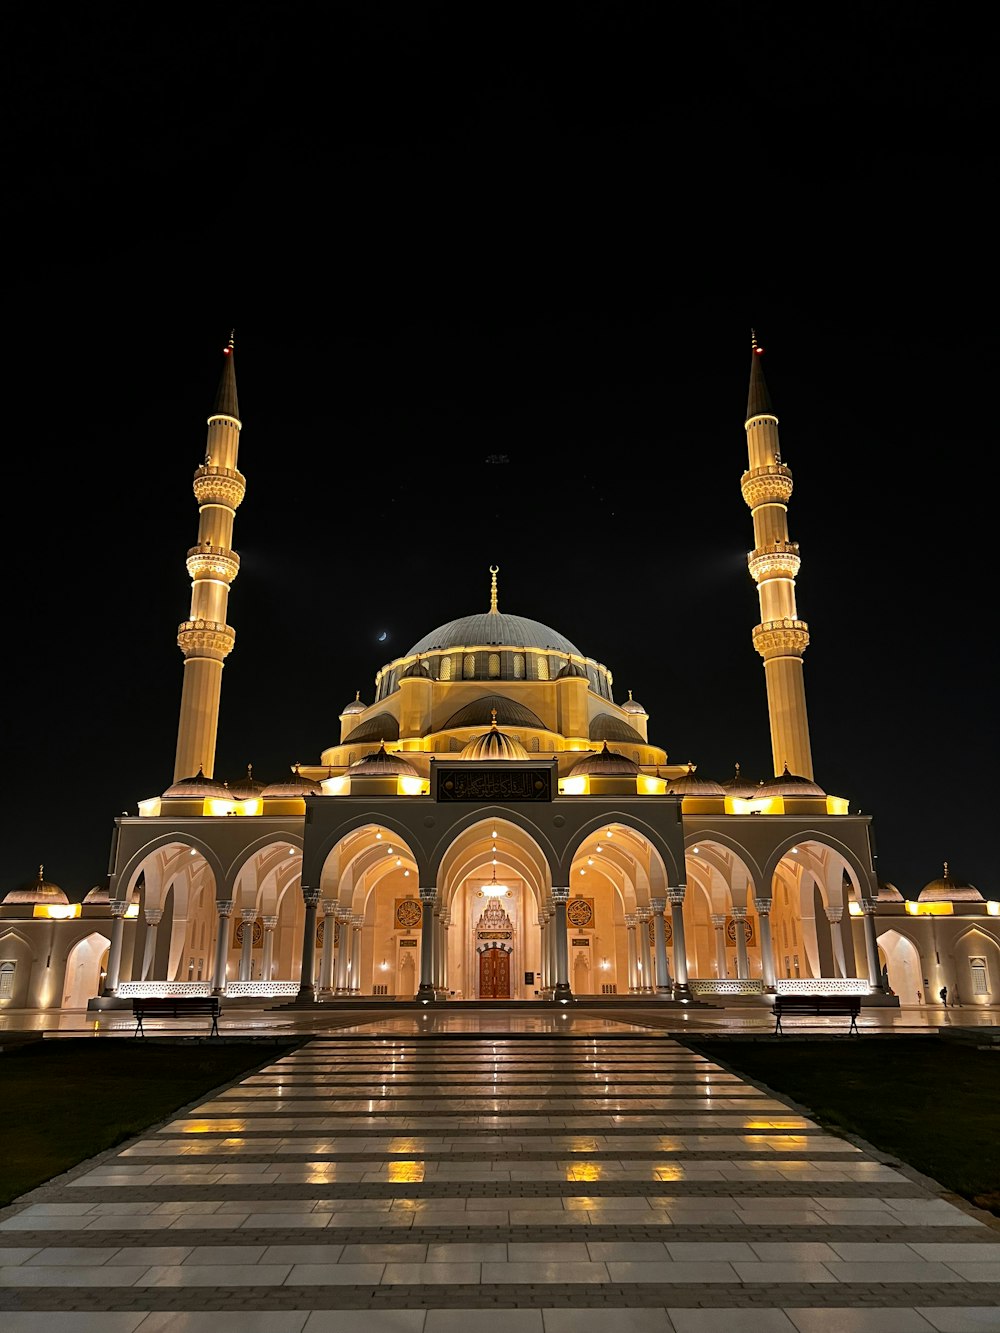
[
  {"left": 440, "top": 656, "right": 453, "bottom": 681},
  {"left": 536, "top": 655, "right": 550, "bottom": 681},
  {"left": 0, "top": 961, "right": 15, "bottom": 999},
  {"left": 513, "top": 654, "right": 525, "bottom": 679},
  {"left": 488, "top": 653, "right": 501, "bottom": 678},
  {"left": 463, "top": 653, "right": 476, "bottom": 679}
]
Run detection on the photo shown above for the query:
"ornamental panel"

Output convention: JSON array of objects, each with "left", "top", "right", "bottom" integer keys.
[
  {"left": 395, "top": 898, "right": 423, "bottom": 929},
  {"left": 566, "top": 898, "right": 594, "bottom": 927},
  {"left": 233, "top": 917, "right": 264, "bottom": 947},
  {"left": 436, "top": 767, "right": 552, "bottom": 801},
  {"left": 726, "top": 915, "right": 756, "bottom": 946}
]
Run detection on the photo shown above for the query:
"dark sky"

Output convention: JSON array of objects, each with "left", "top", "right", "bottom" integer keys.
[{"left": 3, "top": 3, "right": 995, "bottom": 900}]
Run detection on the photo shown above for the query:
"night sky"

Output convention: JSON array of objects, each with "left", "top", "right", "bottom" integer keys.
[{"left": 3, "top": 4, "right": 994, "bottom": 900}]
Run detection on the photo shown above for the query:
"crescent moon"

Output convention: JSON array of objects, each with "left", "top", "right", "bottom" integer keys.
[{"left": 378, "top": 631, "right": 387, "bottom": 642}]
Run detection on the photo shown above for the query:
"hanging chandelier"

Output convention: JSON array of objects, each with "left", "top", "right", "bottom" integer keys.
[{"left": 482, "top": 859, "right": 509, "bottom": 898}]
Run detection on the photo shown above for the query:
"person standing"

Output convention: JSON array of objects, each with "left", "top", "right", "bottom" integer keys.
[{"left": 939, "top": 985, "right": 948, "bottom": 1006}]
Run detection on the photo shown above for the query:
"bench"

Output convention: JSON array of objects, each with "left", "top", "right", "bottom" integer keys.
[
  {"left": 773, "top": 993, "right": 861, "bottom": 1035},
  {"left": 132, "top": 996, "right": 221, "bottom": 1037}
]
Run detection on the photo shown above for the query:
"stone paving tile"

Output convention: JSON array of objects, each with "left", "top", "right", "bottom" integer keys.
[{"left": 2, "top": 1032, "right": 999, "bottom": 1321}]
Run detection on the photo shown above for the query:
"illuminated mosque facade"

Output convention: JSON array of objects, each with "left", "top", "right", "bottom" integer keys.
[{"left": 2, "top": 335, "right": 997, "bottom": 1013}]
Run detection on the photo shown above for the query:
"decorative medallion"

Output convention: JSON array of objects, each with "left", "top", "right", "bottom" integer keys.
[
  {"left": 726, "top": 915, "right": 756, "bottom": 946},
  {"left": 233, "top": 917, "right": 263, "bottom": 947},
  {"left": 395, "top": 898, "right": 423, "bottom": 929},
  {"left": 566, "top": 897, "right": 594, "bottom": 928}
]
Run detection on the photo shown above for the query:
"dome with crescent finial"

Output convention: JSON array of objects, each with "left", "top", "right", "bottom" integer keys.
[
  {"left": 227, "top": 764, "right": 266, "bottom": 799},
  {"left": 621, "top": 690, "right": 646, "bottom": 715},
  {"left": 404, "top": 567, "right": 582, "bottom": 657},
  {"left": 569, "top": 742, "right": 641, "bottom": 776},
  {"left": 720, "top": 762, "right": 759, "bottom": 798},
  {"left": 757, "top": 764, "right": 826, "bottom": 797},
  {"left": 349, "top": 744, "right": 420, "bottom": 777},
  {"left": 4, "top": 864, "right": 69, "bottom": 905},
  {"left": 260, "top": 764, "right": 323, "bottom": 798},
  {"left": 666, "top": 763, "right": 727, "bottom": 797},
  {"left": 341, "top": 691, "right": 367, "bottom": 716},
  {"left": 162, "top": 768, "right": 228, "bottom": 799},
  {"left": 917, "top": 862, "right": 984, "bottom": 904},
  {"left": 460, "top": 712, "right": 530, "bottom": 761}
]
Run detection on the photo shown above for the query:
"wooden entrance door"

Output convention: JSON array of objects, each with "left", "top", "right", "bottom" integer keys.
[{"left": 479, "top": 947, "right": 511, "bottom": 999}]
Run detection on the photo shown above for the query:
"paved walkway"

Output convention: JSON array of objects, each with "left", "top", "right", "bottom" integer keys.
[{"left": 2, "top": 1017, "right": 999, "bottom": 1331}]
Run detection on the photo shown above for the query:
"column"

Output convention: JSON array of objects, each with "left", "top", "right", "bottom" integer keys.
[
  {"left": 104, "top": 899, "right": 128, "bottom": 994},
  {"left": 551, "top": 886, "right": 571, "bottom": 1001},
  {"left": 211, "top": 900, "right": 234, "bottom": 995},
  {"left": 625, "top": 914, "right": 639, "bottom": 992},
  {"left": 754, "top": 898, "right": 777, "bottom": 991},
  {"left": 637, "top": 908, "right": 653, "bottom": 993},
  {"left": 537, "top": 912, "right": 548, "bottom": 994},
  {"left": 732, "top": 905, "right": 750, "bottom": 980},
  {"left": 650, "top": 897, "right": 672, "bottom": 995},
  {"left": 434, "top": 905, "right": 448, "bottom": 996},
  {"left": 319, "top": 901, "right": 337, "bottom": 993},
  {"left": 296, "top": 887, "right": 321, "bottom": 1002},
  {"left": 140, "top": 909, "right": 163, "bottom": 982},
  {"left": 825, "top": 906, "right": 847, "bottom": 978},
  {"left": 239, "top": 909, "right": 256, "bottom": 981},
  {"left": 350, "top": 914, "right": 364, "bottom": 994},
  {"left": 711, "top": 913, "right": 727, "bottom": 979},
  {"left": 261, "top": 916, "right": 278, "bottom": 984},
  {"left": 547, "top": 900, "right": 557, "bottom": 994},
  {"left": 417, "top": 887, "right": 437, "bottom": 1001},
  {"left": 669, "top": 888, "right": 691, "bottom": 1000},
  {"left": 861, "top": 899, "right": 884, "bottom": 992},
  {"left": 334, "top": 908, "right": 352, "bottom": 994}
]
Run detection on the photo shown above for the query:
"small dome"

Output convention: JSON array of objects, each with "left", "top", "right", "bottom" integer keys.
[
  {"left": 757, "top": 763, "right": 826, "bottom": 797},
  {"left": 461, "top": 714, "right": 530, "bottom": 761},
  {"left": 341, "top": 691, "right": 367, "bottom": 715},
  {"left": 83, "top": 881, "right": 141, "bottom": 905},
  {"left": 260, "top": 764, "right": 323, "bottom": 798},
  {"left": 401, "top": 656, "right": 431, "bottom": 679},
  {"left": 162, "top": 767, "right": 228, "bottom": 799},
  {"left": 621, "top": 690, "right": 646, "bottom": 715},
  {"left": 556, "top": 658, "right": 587, "bottom": 679},
  {"left": 569, "top": 741, "right": 641, "bottom": 776},
  {"left": 349, "top": 743, "right": 420, "bottom": 777},
  {"left": 720, "top": 762, "right": 760, "bottom": 798},
  {"left": 5, "top": 864, "right": 69, "bottom": 905},
  {"left": 666, "top": 762, "right": 727, "bottom": 797},
  {"left": 227, "top": 764, "right": 266, "bottom": 799},
  {"left": 874, "top": 880, "right": 905, "bottom": 903},
  {"left": 917, "top": 862, "right": 984, "bottom": 904}
]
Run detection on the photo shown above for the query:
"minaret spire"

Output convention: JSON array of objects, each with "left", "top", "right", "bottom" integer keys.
[
  {"left": 489, "top": 565, "right": 499, "bottom": 613},
  {"left": 741, "top": 333, "right": 814, "bottom": 779},
  {"left": 173, "top": 334, "right": 246, "bottom": 781}
]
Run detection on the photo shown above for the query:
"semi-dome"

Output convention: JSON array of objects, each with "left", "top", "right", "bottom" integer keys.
[
  {"left": 5, "top": 864, "right": 69, "bottom": 905},
  {"left": 757, "top": 764, "right": 826, "bottom": 797},
  {"left": 917, "top": 862, "right": 984, "bottom": 904},
  {"left": 720, "top": 762, "right": 760, "bottom": 798},
  {"left": 341, "top": 691, "right": 367, "bottom": 715},
  {"left": 461, "top": 715, "right": 530, "bottom": 761},
  {"left": 556, "top": 659, "right": 587, "bottom": 679},
  {"left": 342, "top": 712, "right": 401, "bottom": 744},
  {"left": 83, "top": 881, "right": 140, "bottom": 905},
  {"left": 443, "top": 694, "right": 546, "bottom": 731},
  {"left": 666, "top": 763, "right": 727, "bottom": 797},
  {"left": 349, "top": 743, "right": 420, "bottom": 777},
  {"left": 227, "top": 764, "right": 266, "bottom": 799},
  {"left": 260, "top": 764, "right": 323, "bottom": 797},
  {"left": 590, "top": 713, "right": 645, "bottom": 744},
  {"left": 569, "top": 742, "right": 640, "bottom": 776},
  {"left": 405, "top": 568, "right": 582, "bottom": 657},
  {"left": 162, "top": 768, "right": 228, "bottom": 799},
  {"left": 621, "top": 690, "right": 646, "bottom": 715}
]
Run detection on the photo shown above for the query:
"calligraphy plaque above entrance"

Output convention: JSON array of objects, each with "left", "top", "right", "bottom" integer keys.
[{"left": 435, "top": 765, "right": 553, "bottom": 802}]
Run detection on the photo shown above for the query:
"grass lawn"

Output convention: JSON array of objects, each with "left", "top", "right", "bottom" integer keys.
[
  {"left": 0, "top": 1037, "right": 301, "bottom": 1206},
  {"left": 684, "top": 1035, "right": 1000, "bottom": 1217}
]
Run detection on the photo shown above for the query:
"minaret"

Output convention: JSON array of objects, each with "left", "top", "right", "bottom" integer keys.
[
  {"left": 173, "top": 333, "right": 245, "bottom": 780},
  {"left": 741, "top": 331, "right": 814, "bottom": 779}
]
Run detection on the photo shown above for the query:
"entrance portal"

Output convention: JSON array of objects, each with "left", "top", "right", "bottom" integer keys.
[{"left": 479, "top": 945, "right": 511, "bottom": 999}]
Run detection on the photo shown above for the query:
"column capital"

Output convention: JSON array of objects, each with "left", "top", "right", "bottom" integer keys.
[
  {"left": 625, "top": 914, "right": 638, "bottom": 928},
  {"left": 650, "top": 897, "right": 666, "bottom": 913},
  {"left": 321, "top": 899, "right": 337, "bottom": 917},
  {"left": 730, "top": 904, "right": 748, "bottom": 919},
  {"left": 216, "top": 900, "right": 234, "bottom": 918},
  {"left": 753, "top": 897, "right": 773, "bottom": 916},
  {"left": 637, "top": 905, "right": 651, "bottom": 920},
  {"left": 144, "top": 909, "right": 163, "bottom": 926},
  {"left": 710, "top": 913, "right": 727, "bottom": 927},
  {"left": 261, "top": 915, "right": 278, "bottom": 930},
  {"left": 241, "top": 907, "right": 258, "bottom": 923},
  {"left": 551, "top": 886, "right": 569, "bottom": 904},
  {"left": 419, "top": 886, "right": 437, "bottom": 904},
  {"left": 352, "top": 913, "right": 365, "bottom": 928},
  {"left": 825, "top": 906, "right": 844, "bottom": 924},
  {"left": 302, "top": 887, "right": 322, "bottom": 908},
  {"left": 110, "top": 900, "right": 129, "bottom": 919},
  {"left": 861, "top": 899, "right": 878, "bottom": 915},
  {"left": 667, "top": 888, "right": 686, "bottom": 906}
]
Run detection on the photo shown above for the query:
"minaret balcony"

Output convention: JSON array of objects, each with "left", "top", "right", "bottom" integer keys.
[
  {"left": 186, "top": 544, "right": 241, "bottom": 584},
  {"left": 741, "top": 462, "right": 793, "bottom": 509},
  {"left": 193, "top": 464, "right": 246, "bottom": 509},
  {"left": 747, "top": 540, "right": 800, "bottom": 584},
  {"left": 752, "top": 618, "right": 809, "bottom": 660},
  {"left": 177, "top": 618, "right": 236, "bottom": 661}
]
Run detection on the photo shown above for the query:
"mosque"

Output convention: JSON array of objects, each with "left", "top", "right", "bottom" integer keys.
[{"left": 2, "top": 336, "right": 997, "bottom": 1013}]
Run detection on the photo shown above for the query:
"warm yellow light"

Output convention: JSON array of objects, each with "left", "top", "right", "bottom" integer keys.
[
  {"left": 826, "top": 795, "right": 850, "bottom": 814},
  {"left": 321, "top": 775, "right": 350, "bottom": 795},
  {"left": 398, "top": 775, "right": 427, "bottom": 795},
  {"left": 905, "top": 901, "right": 954, "bottom": 915},
  {"left": 137, "top": 797, "right": 161, "bottom": 818},
  {"left": 125, "top": 903, "right": 140, "bottom": 918},
  {"left": 33, "top": 903, "right": 81, "bottom": 919},
  {"left": 206, "top": 798, "right": 236, "bottom": 817},
  {"left": 848, "top": 901, "right": 864, "bottom": 916},
  {"left": 240, "top": 798, "right": 261, "bottom": 816},
  {"left": 636, "top": 775, "right": 667, "bottom": 794},
  {"left": 988, "top": 901, "right": 1000, "bottom": 916},
  {"left": 559, "top": 776, "right": 588, "bottom": 795}
]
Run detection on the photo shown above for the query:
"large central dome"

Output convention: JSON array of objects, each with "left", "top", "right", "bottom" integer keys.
[{"left": 404, "top": 567, "right": 582, "bottom": 657}]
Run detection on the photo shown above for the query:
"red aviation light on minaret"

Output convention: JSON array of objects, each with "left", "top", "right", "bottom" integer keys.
[
  {"left": 223, "top": 329, "right": 235, "bottom": 355},
  {"left": 751, "top": 328, "right": 765, "bottom": 355}
]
